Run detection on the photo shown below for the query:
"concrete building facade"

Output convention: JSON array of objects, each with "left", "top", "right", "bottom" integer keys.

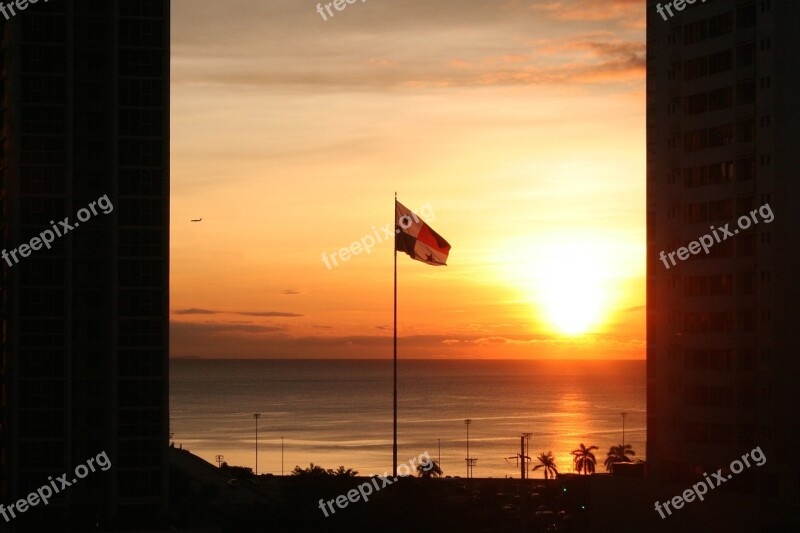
[
  {"left": 0, "top": 0, "right": 169, "bottom": 529},
  {"left": 647, "top": 0, "right": 800, "bottom": 527}
]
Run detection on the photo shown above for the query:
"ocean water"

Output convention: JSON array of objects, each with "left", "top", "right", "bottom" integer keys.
[{"left": 169, "top": 359, "right": 645, "bottom": 479}]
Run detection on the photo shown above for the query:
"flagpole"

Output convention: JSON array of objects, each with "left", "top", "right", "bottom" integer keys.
[{"left": 393, "top": 192, "right": 398, "bottom": 478}]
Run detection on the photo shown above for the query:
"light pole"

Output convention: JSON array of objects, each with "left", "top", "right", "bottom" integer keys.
[
  {"left": 281, "top": 436, "right": 284, "bottom": 476},
  {"left": 466, "top": 458, "right": 478, "bottom": 479},
  {"left": 438, "top": 438, "right": 441, "bottom": 469},
  {"left": 464, "top": 419, "right": 472, "bottom": 478},
  {"left": 621, "top": 412, "right": 627, "bottom": 448},
  {"left": 522, "top": 432, "right": 532, "bottom": 478},
  {"left": 253, "top": 413, "right": 261, "bottom": 475}
]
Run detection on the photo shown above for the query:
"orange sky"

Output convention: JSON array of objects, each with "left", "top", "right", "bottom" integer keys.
[{"left": 169, "top": 0, "right": 646, "bottom": 359}]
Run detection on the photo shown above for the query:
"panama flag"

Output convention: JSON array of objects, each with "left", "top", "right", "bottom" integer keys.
[{"left": 395, "top": 200, "right": 451, "bottom": 266}]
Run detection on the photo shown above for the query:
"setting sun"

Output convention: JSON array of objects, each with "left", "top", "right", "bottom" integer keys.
[
  {"left": 526, "top": 238, "right": 620, "bottom": 336},
  {"left": 536, "top": 244, "right": 609, "bottom": 334},
  {"left": 499, "top": 228, "right": 639, "bottom": 342}
]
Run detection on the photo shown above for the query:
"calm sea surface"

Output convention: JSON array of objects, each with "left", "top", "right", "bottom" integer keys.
[{"left": 169, "top": 359, "right": 645, "bottom": 478}]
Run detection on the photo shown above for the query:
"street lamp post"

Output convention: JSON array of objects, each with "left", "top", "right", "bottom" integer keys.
[
  {"left": 466, "top": 458, "right": 477, "bottom": 479},
  {"left": 253, "top": 413, "right": 262, "bottom": 475},
  {"left": 281, "top": 436, "right": 284, "bottom": 476},
  {"left": 464, "top": 419, "right": 473, "bottom": 478},
  {"left": 522, "top": 432, "right": 532, "bottom": 479}
]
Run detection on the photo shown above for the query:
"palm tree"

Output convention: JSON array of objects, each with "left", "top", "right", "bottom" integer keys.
[
  {"left": 416, "top": 458, "right": 443, "bottom": 478},
  {"left": 291, "top": 463, "right": 330, "bottom": 477},
  {"left": 332, "top": 465, "right": 359, "bottom": 477},
  {"left": 532, "top": 451, "right": 558, "bottom": 480},
  {"left": 604, "top": 444, "right": 636, "bottom": 472},
  {"left": 571, "top": 443, "right": 598, "bottom": 475}
]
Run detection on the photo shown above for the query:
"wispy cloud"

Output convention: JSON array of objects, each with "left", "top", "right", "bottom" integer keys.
[
  {"left": 442, "top": 334, "right": 645, "bottom": 349},
  {"left": 172, "top": 308, "right": 303, "bottom": 317},
  {"left": 236, "top": 311, "right": 304, "bottom": 317},
  {"left": 531, "top": 0, "right": 645, "bottom": 27},
  {"left": 174, "top": 308, "right": 220, "bottom": 315},
  {"left": 171, "top": 321, "right": 287, "bottom": 335},
  {"left": 172, "top": 0, "right": 644, "bottom": 91}
]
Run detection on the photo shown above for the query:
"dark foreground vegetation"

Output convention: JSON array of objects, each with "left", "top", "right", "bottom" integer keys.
[{"left": 169, "top": 450, "right": 587, "bottom": 532}]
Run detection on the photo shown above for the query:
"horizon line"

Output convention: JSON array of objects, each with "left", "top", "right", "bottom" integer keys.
[{"left": 170, "top": 357, "right": 646, "bottom": 362}]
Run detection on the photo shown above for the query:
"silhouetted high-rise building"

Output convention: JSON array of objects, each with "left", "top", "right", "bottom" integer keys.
[
  {"left": 0, "top": 0, "right": 169, "bottom": 529},
  {"left": 647, "top": 0, "right": 799, "bottom": 527}
]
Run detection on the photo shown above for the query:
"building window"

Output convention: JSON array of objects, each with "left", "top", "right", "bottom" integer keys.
[
  {"left": 709, "top": 12, "right": 734, "bottom": 37},
  {"left": 685, "top": 313, "right": 709, "bottom": 333},
  {"left": 683, "top": 165, "right": 708, "bottom": 188},
  {"left": 737, "top": 195, "right": 756, "bottom": 214},
  {"left": 737, "top": 234, "right": 756, "bottom": 256},
  {"left": 737, "top": 308, "right": 756, "bottom": 331},
  {"left": 685, "top": 385, "right": 709, "bottom": 406},
  {"left": 684, "top": 276, "right": 708, "bottom": 297},
  {"left": 737, "top": 271, "right": 755, "bottom": 295},
  {"left": 708, "top": 274, "right": 734, "bottom": 295},
  {"left": 684, "top": 93, "right": 708, "bottom": 115},
  {"left": 684, "top": 20, "right": 708, "bottom": 45},
  {"left": 684, "top": 129, "right": 708, "bottom": 152},
  {"left": 684, "top": 57, "right": 708, "bottom": 80},
  {"left": 736, "top": 157, "right": 756, "bottom": 181},
  {"left": 708, "top": 87, "right": 734, "bottom": 110},
  {"left": 736, "top": 81, "right": 756, "bottom": 104},
  {"left": 737, "top": 4, "right": 757, "bottom": 29},
  {"left": 736, "top": 119, "right": 756, "bottom": 142},
  {"left": 708, "top": 123, "right": 734, "bottom": 147},
  {"left": 683, "top": 202, "right": 708, "bottom": 224},
  {"left": 708, "top": 50, "right": 733, "bottom": 74},
  {"left": 708, "top": 198, "right": 734, "bottom": 221},
  {"left": 736, "top": 42, "right": 756, "bottom": 67},
  {"left": 709, "top": 161, "right": 734, "bottom": 184}
]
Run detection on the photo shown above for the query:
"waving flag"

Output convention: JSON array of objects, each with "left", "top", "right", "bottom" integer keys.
[
  {"left": 395, "top": 200, "right": 451, "bottom": 266},
  {"left": 391, "top": 197, "right": 450, "bottom": 476}
]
